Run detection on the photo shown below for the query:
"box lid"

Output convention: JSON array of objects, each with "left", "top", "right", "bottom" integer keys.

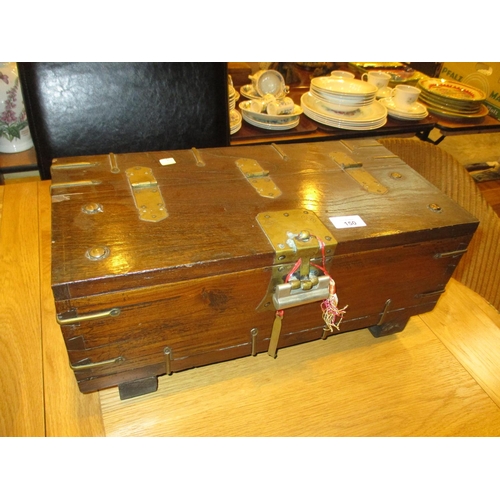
[{"left": 50, "top": 139, "right": 478, "bottom": 299}]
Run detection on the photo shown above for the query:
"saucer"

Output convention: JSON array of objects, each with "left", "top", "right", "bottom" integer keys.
[
  {"left": 240, "top": 84, "right": 260, "bottom": 100},
  {"left": 380, "top": 97, "right": 427, "bottom": 116},
  {"left": 376, "top": 87, "right": 392, "bottom": 99}
]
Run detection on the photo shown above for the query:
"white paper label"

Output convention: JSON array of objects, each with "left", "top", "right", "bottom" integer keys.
[
  {"left": 159, "top": 157, "right": 176, "bottom": 166},
  {"left": 330, "top": 215, "right": 366, "bottom": 229}
]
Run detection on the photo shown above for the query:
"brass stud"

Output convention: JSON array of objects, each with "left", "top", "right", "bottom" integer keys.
[
  {"left": 85, "top": 246, "right": 110, "bottom": 261},
  {"left": 82, "top": 202, "right": 103, "bottom": 214}
]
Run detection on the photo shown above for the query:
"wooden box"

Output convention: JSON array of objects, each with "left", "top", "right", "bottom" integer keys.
[{"left": 50, "top": 139, "right": 478, "bottom": 399}]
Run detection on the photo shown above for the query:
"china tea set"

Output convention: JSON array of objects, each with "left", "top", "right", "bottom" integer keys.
[{"left": 237, "top": 68, "right": 429, "bottom": 133}]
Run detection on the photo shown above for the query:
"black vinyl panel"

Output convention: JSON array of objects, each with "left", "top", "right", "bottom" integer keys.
[{"left": 18, "top": 62, "right": 230, "bottom": 179}]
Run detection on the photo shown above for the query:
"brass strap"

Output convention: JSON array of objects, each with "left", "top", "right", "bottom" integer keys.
[
  {"left": 330, "top": 152, "right": 388, "bottom": 195},
  {"left": 51, "top": 162, "right": 99, "bottom": 170},
  {"left": 50, "top": 180, "right": 102, "bottom": 190}
]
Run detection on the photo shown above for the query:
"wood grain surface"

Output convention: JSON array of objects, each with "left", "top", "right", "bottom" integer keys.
[
  {"left": 99, "top": 278, "right": 500, "bottom": 437},
  {"left": 38, "top": 182, "right": 105, "bottom": 436},
  {"left": 0, "top": 182, "right": 44, "bottom": 436}
]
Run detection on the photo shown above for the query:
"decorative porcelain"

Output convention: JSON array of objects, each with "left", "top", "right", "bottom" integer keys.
[
  {"left": 229, "top": 109, "right": 242, "bottom": 134},
  {"left": 0, "top": 62, "right": 33, "bottom": 153},
  {"left": 390, "top": 84, "right": 421, "bottom": 111},
  {"left": 241, "top": 113, "right": 300, "bottom": 130},
  {"left": 418, "top": 78, "right": 486, "bottom": 102},
  {"left": 424, "top": 103, "right": 490, "bottom": 121}
]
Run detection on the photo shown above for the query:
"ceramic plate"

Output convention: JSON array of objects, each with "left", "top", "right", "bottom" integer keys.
[
  {"left": 301, "top": 92, "right": 387, "bottom": 123},
  {"left": 230, "top": 109, "right": 242, "bottom": 126},
  {"left": 425, "top": 103, "right": 490, "bottom": 121},
  {"left": 230, "top": 121, "right": 242, "bottom": 134},
  {"left": 418, "top": 78, "right": 486, "bottom": 102},
  {"left": 301, "top": 96, "right": 386, "bottom": 130},
  {"left": 302, "top": 106, "right": 387, "bottom": 130},
  {"left": 418, "top": 91, "right": 481, "bottom": 113}
]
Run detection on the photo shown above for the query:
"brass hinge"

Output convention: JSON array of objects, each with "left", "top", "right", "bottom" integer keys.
[
  {"left": 330, "top": 152, "right": 388, "bottom": 194},
  {"left": 126, "top": 166, "right": 168, "bottom": 222},
  {"left": 236, "top": 158, "right": 282, "bottom": 198}
]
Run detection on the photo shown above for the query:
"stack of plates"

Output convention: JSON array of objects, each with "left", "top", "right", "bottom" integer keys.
[
  {"left": 300, "top": 91, "right": 387, "bottom": 130},
  {"left": 238, "top": 101, "right": 302, "bottom": 130},
  {"left": 380, "top": 98, "right": 428, "bottom": 121},
  {"left": 309, "top": 76, "right": 378, "bottom": 112},
  {"left": 417, "top": 78, "right": 488, "bottom": 121},
  {"left": 230, "top": 109, "right": 242, "bottom": 134},
  {"left": 228, "top": 85, "right": 242, "bottom": 134},
  {"left": 228, "top": 85, "right": 240, "bottom": 111}
]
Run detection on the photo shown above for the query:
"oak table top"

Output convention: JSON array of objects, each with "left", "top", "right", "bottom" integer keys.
[{"left": 1, "top": 180, "right": 500, "bottom": 437}]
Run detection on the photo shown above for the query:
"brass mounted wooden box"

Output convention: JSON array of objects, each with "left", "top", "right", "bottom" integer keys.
[{"left": 50, "top": 139, "right": 478, "bottom": 399}]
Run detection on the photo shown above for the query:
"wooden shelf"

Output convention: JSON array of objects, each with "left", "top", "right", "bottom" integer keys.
[{"left": 0, "top": 147, "right": 38, "bottom": 174}]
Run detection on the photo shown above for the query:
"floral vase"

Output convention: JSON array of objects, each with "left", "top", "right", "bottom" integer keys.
[{"left": 0, "top": 62, "right": 34, "bottom": 153}]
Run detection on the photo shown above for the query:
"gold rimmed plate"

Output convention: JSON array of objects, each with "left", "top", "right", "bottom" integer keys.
[
  {"left": 425, "top": 103, "right": 490, "bottom": 121},
  {"left": 418, "top": 78, "right": 486, "bottom": 102}
]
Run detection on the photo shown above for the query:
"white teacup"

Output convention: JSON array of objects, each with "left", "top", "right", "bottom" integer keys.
[
  {"left": 267, "top": 97, "right": 294, "bottom": 116},
  {"left": 330, "top": 70, "right": 355, "bottom": 79},
  {"left": 250, "top": 94, "right": 276, "bottom": 113},
  {"left": 390, "top": 84, "right": 421, "bottom": 110},
  {"left": 362, "top": 71, "right": 391, "bottom": 90},
  {"left": 250, "top": 69, "right": 286, "bottom": 97}
]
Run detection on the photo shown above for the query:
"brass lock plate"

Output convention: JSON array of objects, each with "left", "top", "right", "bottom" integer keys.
[
  {"left": 256, "top": 209, "right": 336, "bottom": 265},
  {"left": 255, "top": 209, "right": 337, "bottom": 312}
]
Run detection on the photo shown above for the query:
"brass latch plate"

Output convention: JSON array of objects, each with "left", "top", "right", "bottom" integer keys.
[
  {"left": 236, "top": 158, "right": 282, "bottom": 198},
  {"left": 330, "top": 152, "right": 388, "bottom": 194},
  {"left": 126, "top": 166, "right": 168, "bottom": 222},
  {"left": 255, "top": 210, "right": 337, "bottom": 312}
]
